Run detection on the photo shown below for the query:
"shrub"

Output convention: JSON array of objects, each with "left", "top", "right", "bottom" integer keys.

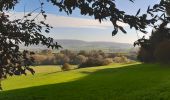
[
  {"left": 113, "top": 56, "right": 130, "bottom": 63},
  {"left": 74, "top": 55, "right": 87, "bottom": 65},
  {"left": 55, "top": 54, "right": 70, "bottom": 65},
  {"left": 79, "top": 57, "right": 113, "bottom": 68},
  {"left": 79, "top": 57, "right": 104, "bottom": 68},
  {"left": 154, "top": 40, "right": 170, "bottom": 63},
  {"left": 61, "top": 63, "right": 72, "bottom": 71},
  {"left": 32, "top": 54, "right": 53, "bottom": 65},
  {"left": 103, "top": 58, "right": 113, "bottom": 65}
]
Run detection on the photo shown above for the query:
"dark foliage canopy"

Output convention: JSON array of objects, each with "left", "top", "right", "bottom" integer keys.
[
  {"left": 0, "top": 0, "right": 61, "bottom": 86},
  {"left": 0, "top": 0, "right": 170, "bottom": 89},
  {"left": 135, "top": 22, "right": 170, "bottom": 62}
]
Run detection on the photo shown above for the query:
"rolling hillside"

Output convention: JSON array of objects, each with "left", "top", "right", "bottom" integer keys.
[{"left": 20, "top": 39, "right": 135, "bottom": 52}]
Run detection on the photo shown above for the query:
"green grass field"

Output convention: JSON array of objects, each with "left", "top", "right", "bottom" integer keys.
[{"left": 1, "top": 63, "right": 170, "bottom": 100}]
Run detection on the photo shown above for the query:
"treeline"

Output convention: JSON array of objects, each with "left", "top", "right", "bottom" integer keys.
[
  {"left": 32, "top": 49, "right": 136, "bottom": 68},
  {"left": 136, "top": 22, "right": 170, "bottom": 63}
]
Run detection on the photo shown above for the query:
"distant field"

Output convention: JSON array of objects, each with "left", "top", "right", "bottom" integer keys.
[{"left": 1, "top": 63, "right": 170, "bottom": 100}]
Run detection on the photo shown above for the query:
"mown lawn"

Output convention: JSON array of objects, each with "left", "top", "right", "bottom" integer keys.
[{"left": 1, "top": 63, "right": 170, "bottom": 100}]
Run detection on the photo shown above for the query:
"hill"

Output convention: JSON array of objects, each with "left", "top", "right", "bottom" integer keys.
[
  {"left": 1, "top": 63, "right": 170, "bottom": 100},
  {"left": 20, "top": 39, "right": 135, "bottom": 52}
]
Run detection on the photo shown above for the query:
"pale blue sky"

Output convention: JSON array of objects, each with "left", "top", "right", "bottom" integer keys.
[{"left": 13, "top": 0, "right": 160, "bottom": 44}]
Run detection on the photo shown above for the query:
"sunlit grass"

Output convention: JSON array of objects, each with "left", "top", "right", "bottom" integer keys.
[{"left": 1, "top": 63, "right": 170, "bottom": 100}]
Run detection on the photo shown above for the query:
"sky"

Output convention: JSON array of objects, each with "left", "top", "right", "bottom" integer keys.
[{"left": 12, "top": 0, "right": 160, "bottom": 44}]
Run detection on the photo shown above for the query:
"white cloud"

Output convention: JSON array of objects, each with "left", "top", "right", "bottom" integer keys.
[{"left": 8, "top": 12, "right": 128, "bottom": 29}]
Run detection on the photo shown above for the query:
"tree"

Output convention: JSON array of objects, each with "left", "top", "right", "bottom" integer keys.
[
  {"left": 0, "top": 0, "right": 170, "bottom": 88},
  {"left": 154, "top": 40, "right": 170, "bottom": 63},
  {"left": 134, "top": 0, "right": 170, "bottom": 63},
  {"left": 79, "top": 57, "right": 104, "bottom": 68},
  {"left": 55, "top": 53, "right": 70, "bottom": 65},
  {"left": 78, "top": 50, "right": 89, "bottom": 56},
  {"left": 135, "top": 22, "right": 170, "bottom": 62},
  {"left": 166, "top": 0, "right": 170, "bottom": 15},
  {"left": 74, "top": 55, "right": 87, "bottom": 64},
  {"left": 0, "top": 1, "right": 61, "bottom": 89}
]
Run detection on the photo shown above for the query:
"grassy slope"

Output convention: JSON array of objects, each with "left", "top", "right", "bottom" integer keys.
[{"left": 1, "top": 63, "right": 170, "bottom": 100}]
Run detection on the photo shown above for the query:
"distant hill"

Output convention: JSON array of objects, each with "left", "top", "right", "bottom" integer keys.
[{"left": 20, "top": 39, "right": 136, "bottom": 53}]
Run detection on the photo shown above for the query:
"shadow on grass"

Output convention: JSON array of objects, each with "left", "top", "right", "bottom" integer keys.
[
  {"left": 1, "top": 63, "right": 170, "bottom": 100},
  {"left": 44, "top": 71, "right": 63, "bottom": 75}
]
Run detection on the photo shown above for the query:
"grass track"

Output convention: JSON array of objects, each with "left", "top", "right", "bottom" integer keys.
[{"left": 1, "top": 63, "right": 170, "bottom": 100}]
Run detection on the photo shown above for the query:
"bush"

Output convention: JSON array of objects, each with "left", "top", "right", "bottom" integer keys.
[
  {"left": 103, "top": 58, "right": 113, "bottom": 65},
  {"left": 55, "top": 54, "right": 70, "bottom": 65},
  {"left": 113, "top": 56, "right": 130, "bottom": 63},
  {"left": 79, "top": 57, "right": 104, "bottom": 68},
  {"left": 79, "top": 57, "right": 113, "bottom": 68},
  {"left": 154, "top": 40, "right": 170, "bottom": 63},
  {"left": 73, "top": 55, "right": 87, "bottom": 65},
  {"left": 61, "top": 63, "right": 72, "bottom": 71},
  {"left": 32, "top": 54, "right": 56, "bottom": 65}
]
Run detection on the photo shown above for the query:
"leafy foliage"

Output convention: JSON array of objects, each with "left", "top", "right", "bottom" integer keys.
[
  {"left": 134, "top": 0, "right": 170, "bottom": 62},
  {"left": 49, "top": 0, "right": 158, "bottom": 35},
  {"left": 154, "top": 40, "right": 170, "bottom": 63},
  {"left": 135, "top": 22, "right": 170, "bottom": 63},
  {"left": 0, "top": 1, "right": 61, "bottom": 89}
]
